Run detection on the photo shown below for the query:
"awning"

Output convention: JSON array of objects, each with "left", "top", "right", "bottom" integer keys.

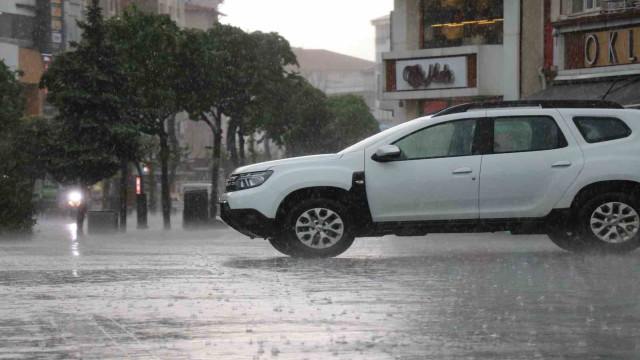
[{"left": 527, "top": 77, "right": 640, "bottom": 108}]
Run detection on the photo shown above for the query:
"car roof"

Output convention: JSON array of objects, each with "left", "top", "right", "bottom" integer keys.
[{"left": 433, "top": 100, "right": 624, "bottom": 117}]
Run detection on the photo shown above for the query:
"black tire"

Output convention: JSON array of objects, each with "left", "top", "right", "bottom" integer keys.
[
  {"left": 576, "top": 192, "right": 640, "bottom": 253},
  {"left": 279, "top": 198, "right": 355, "bottom": 258},
  {"left": 547, "top": 229, "right": 587, "bottom": 252},
  {"left": 268, "top": 238, "right": 299, "bottom": 257}
]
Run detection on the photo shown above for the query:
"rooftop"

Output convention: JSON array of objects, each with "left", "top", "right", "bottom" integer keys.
[{"left": 291, "top": 48, "right": 375, "bottom": 72}]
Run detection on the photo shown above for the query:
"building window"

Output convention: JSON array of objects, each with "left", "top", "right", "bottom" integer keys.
[
  {"left": 572, "top": 0, "right": 602, "bottom": 12},
  {"left": 421, "top": 0, "right": 503, "bottom": 49}
]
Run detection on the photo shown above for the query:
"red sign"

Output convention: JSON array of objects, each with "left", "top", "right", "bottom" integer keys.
[{"left": 136, "top": 177, "right": 141, "bottom": 194}]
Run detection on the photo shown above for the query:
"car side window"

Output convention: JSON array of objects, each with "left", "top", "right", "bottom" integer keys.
[
  {"left": 493, "top": 116, "right": 567, "bottom": 154},
  {"left": 393, "top": 119, "right": 476, "bottom": 160},
  {"left": 573, "top": 116, "right": 631, "bottom": 143}
]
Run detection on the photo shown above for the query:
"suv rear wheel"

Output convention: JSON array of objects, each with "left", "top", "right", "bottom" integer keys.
[
  {"left": 276, "top": 198, "right": 355, "bottom": 258},
  {"left": 576, "top": 193, "right": 640, "bottom": 253}
]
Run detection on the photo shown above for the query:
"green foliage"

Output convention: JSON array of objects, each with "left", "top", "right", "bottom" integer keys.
[
  {"left": 0, "top": 175, "right": 36, "bottom": 235},
  {"left": 278, "top": 77, "right": 335, "bottom": 157},
  {"left": 0, "top": 61, "right": 24, "bottom": 134},
  {"left": 0, "top": 60, "right": 35, "bottom": 234},
  {"left": 106, "top": 6, "right": 182, "bottom": 134},
  {"left": 249, "top": 80, "right": 380, "bottom": 157},
  {"left": 19, "top": 116, "right": 119, "bottom": 186},
  {"left": 39, "top": 0, "right": 133, "bottom": 186},
  {"left": 326, "top": 94, "right": 380, "bottom": 151},
  {"left": 180, "top": 23, "right": 259, "bottom": 120}
]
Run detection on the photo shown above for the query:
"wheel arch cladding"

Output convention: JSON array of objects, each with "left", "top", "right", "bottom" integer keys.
[
  {"left": 571, "top": 180, "right": 640, "bottom": 212},
  {"left": 276, "top": 187, "right": 351, "bottom": 225},
  {"left": 274, "top": 174, "right": 374, "bottom": 236}
]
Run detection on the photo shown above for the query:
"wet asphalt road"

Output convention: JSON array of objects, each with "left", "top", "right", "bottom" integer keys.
[{"left": 1, "top": 217, "right": 640, "bottom": 359}]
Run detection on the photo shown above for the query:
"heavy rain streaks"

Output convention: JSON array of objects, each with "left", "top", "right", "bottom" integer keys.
[{"left": 2, "top": 218, "right": 640, "bottom": 359}]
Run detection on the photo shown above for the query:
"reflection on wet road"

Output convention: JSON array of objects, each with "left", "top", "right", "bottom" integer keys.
[{"left": 1, "top": 218, "right": 640, "bottom": 359}]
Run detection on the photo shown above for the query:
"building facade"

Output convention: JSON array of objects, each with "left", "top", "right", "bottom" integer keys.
[
  {"left": 0, "top": 0, "right": 88, "bottom": 117},
  {"left": 292, "top": 48, "right": 376, "bottom": 108},
  {"left": 371, "top": 14, "right": 395, "bottom": 128},
  {"left": 528, "top": 0, "right": 640, "bottom": 108},
  {"left": 382, "top": 0, "right": 520, "bottom": 122},
  {"left": 184, "top": 0, "right": 223, "bottom": 30}
]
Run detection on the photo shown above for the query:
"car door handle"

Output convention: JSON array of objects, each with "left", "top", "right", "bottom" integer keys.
[
  {"left": 452, "top": 167, "right": 473, "bottom": 174},
  {"left": 551, "top": 161, "right": 572, "bottom": 168}
]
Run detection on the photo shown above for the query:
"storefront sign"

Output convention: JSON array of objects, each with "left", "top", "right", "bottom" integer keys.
[
  {"left": 584, "top": 27, "right": 639, "bottom": 67},
  {"left": 49, "top": 0, "right": 64, "bottom": 52},
  {"left": 395, "top": 56, "right": 468, "bottom": 91}
]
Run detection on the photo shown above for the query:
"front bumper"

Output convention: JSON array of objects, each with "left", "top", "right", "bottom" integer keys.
[{"left": 219, "top": 201, "right": 277, "bottom": 239}]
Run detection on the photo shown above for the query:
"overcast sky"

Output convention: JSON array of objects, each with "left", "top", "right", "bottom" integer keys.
[{"left": 219, "top": 0, "right": 393, "bottom": 61}]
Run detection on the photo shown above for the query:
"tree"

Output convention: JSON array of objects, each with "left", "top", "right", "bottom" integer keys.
[
  {"left": 40, "top": 0, "right": 140, "bottom": 232},
  {"left": 230, "top": 31, "right": 298, "bottom": 166},
  {"left": 106, "top": 6, "right": 183, "bottom": 229},
  {"left": 0, "top": 60, "right": 35, "bottom": 235},
  {"left": 179, "top": 24, "right": 255, "bottom": 220},
  {"left": 326, "top": 94, "right": 380, "bottom": 151},
  {"left": 278, "top": 77, "right": 334, "bottom": 157}
]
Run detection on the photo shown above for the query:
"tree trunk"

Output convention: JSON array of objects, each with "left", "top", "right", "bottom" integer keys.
[
  {"left": 227, "top": 119, "right": 239, "bottom": 168},
  {"left": 208, "top": 110, "right": 222, "bottom": 221},
  {"left": 238, "top": 124, "right": 246, "bottom": 166},
  {"left": 263, "top": 133, "right": 271, "bottom": 160},
  {"left": 148, "top": 160, "right": 156, "bottom": 215},
  {"left": 248, "top": 133, "right": 256, "bottom": 164},
  {"left": 102, "top": 179, "right": 110, "bottom": 210},
  {"left": 167, "top": 113, "right": 179, "bottom": 185},
  {"left": 134, "top": 162, "right": 144, "bottom": 194},
  {"left": 119, "top": 159, "right": 128, "bottom": 232},
  {"left": 159, "top": 131, "right": 171, "bottom": 230}
]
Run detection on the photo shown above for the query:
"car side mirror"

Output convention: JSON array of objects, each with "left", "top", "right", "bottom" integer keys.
[{"left": 372, "top": 145, "right": 401, "bottom": 162}]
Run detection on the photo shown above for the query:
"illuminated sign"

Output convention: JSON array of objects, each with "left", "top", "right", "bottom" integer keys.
[{"left": 395, "top": 56, "right": 467, "bottom": 91}]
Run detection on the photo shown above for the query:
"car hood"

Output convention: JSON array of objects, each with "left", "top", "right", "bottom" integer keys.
[{"left": 232, "top": 154, "right": 343, "bottom": 174}]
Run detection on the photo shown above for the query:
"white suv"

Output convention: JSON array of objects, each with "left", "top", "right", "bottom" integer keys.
[{"left": 220, "top": 101, "right": 640, "bottom": 257}]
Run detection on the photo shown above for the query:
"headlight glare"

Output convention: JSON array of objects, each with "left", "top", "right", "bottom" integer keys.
[{"left": 226, "top": 170, "right": 273, "bottom": 192}]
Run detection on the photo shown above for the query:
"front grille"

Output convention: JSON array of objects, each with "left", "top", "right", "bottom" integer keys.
[{"left": 225, "top": 174, "right": 240, "bottom": 192}]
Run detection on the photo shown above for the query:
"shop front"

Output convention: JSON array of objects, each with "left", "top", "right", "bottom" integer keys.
[
  {"left": 383, "top": 48, "right": 507, "bottom": 119},
  {"left": 381, "top": 0, "right": 518, "bottom": 122},
  {"left": 530, "top": 11, "right": 640, "bottom": 108}
]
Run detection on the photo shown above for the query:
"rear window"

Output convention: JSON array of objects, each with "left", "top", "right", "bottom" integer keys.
[{"left": 573, "top": 117, "right": 631, "bottom": 143}]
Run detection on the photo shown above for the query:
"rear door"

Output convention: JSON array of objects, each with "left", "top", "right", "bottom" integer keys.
[{"left": 479, "top": 109, "right": 584, "bottom": 219}]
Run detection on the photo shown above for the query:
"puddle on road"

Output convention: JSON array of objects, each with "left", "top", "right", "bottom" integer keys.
[{"left": 0, "top": 268, "right": 212, "bottom": 286}]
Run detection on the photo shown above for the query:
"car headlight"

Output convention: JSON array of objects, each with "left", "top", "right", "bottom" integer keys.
[{"left": 226, "top": 170, "right": 273, "bottom": 192}]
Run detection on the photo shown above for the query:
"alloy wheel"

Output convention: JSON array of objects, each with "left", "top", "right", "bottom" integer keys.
[
  {"left": 294, "top": 208, "right": 344, "bottom": 249},
  {"left": 590, "top": 202, "right": 640, "bottom": 243}
]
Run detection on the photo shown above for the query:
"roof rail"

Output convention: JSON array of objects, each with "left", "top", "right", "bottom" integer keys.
[{"left": 432, "top": 100, "right": 624, "bottom": 117}]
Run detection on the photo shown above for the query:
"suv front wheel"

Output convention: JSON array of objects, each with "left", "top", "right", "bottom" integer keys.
[
  {"left": 275, "top": 198, "right": 355, "bottom": 258},
  {"left": 576, "top": 193, "right": 640, "bottom": 253}
]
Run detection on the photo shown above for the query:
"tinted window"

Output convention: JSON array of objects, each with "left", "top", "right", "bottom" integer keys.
[
  {"left": 573, "top": 117, "right": 631, "bottom": 143},
  {"left": 393, "top": 119, "right": 476, "bottom": 160},
  {"left": 493, "top": 116, "right": 567, "bottom": 153}
]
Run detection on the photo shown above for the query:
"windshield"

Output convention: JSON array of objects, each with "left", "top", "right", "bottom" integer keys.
[{"left": 339, "top": 116, "right": 430, "bottom": 154}]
